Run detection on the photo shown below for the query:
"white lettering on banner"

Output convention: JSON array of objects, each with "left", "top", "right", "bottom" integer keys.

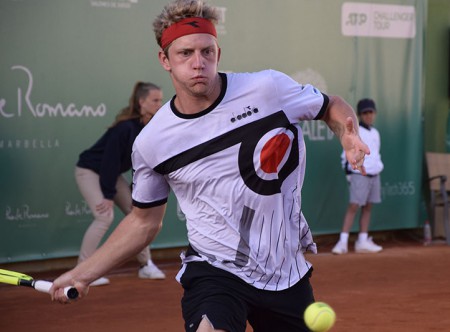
[
  {"left": 5, "top": 205, "right": 49, "bottom": 221},
  {"left": 301, "top": 121, "right": 335, "bottom": 141},
  {"left": 65, "top": 201, "right": 92, "bottom": 217},
  {"left": 0, "top": 139, "right": 60, "bottom": 149},
  {"left": 382, "top": 181, "right": 416, "bottom": 198},
  {"left": 90, "top": 0, "right": 139, "bottom": 9},
  {"left": 342, "top": 2, "right": 416, "bottom": 39},
  {"left": 0, "top": 65, "right": 107, "bottom": 119}
]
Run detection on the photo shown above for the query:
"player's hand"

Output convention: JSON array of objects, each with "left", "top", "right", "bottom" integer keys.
[
  {"left": 50, "top": 271, "right": 89, "bottom": 304},
  {"left": 96, "top": 199, "right": 114, "bottom": 215},
  {"left": 341, "top": 117, "right": 370, "bottom": 175}
]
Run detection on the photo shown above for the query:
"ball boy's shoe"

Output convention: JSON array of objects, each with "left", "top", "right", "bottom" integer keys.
[
  {"left": 355, "top": 237, "right": 383, "bottom": 253},
  {"left": 331, "top": 241, "right": 348, "bottom": 255}
]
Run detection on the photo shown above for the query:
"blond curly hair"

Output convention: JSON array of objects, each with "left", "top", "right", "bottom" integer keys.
[{"left": 153, "top": 0, "right": 220, "bottom": 49}]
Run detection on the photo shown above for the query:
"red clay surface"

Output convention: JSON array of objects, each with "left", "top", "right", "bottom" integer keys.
[{"left": 1, "top": 234, "right": 450, "bottom": 332}]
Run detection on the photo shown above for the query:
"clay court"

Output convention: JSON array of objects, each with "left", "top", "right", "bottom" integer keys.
[{"left": 1, "top": 232, "right": 450, "bottom": 332}]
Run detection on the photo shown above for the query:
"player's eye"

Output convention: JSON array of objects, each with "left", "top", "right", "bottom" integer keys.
[
  {"left": 203, "top": 48, "right": 214, "bottom": 57},
  {"left": 179, "top": 50, "right": 192, "bottom": 57}
]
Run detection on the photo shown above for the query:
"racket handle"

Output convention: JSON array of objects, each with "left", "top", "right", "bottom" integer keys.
[{"left": 33, "top": 280, "right": 79, "bottom": 299}]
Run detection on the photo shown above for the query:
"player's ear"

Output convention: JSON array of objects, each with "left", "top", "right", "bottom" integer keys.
[
  {"left": 158, "top": 49, "right": 171, "bottom": 72},
  {"left": 217, "top": 47, "right": 221, "bottom": 62}
]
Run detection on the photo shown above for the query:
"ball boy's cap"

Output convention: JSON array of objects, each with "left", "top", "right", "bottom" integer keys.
[{"left": 357, "top": 98, "right": 376, "bottom": 114}]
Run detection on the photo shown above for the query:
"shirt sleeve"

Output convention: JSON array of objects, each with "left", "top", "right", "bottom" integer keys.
[
  {"left": 269, "top": 70, "right": 329, "bottom": 121},
  {"left": 131, "top": 146, "right": 170, "bottom": 208}
]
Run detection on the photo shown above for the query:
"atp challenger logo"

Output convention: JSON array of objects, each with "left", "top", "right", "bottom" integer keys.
[{"left": 341, "top": 3, "right": 416, "bottom": 39}]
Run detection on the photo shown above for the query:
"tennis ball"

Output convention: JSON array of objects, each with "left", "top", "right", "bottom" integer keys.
[{"left": 304, "top": 302, "right": 336, "bottom": 332}]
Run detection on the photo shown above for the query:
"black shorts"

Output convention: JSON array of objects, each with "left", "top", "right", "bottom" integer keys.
[{"left": 179, "top": 261, "right": 315, "bottom": 332}]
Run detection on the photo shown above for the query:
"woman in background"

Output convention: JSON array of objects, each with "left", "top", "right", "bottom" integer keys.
[{"left": 75, "top": 82, "right": 165, "bottom": 286}]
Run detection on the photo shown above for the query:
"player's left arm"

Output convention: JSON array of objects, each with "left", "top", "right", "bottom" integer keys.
[{"left": 320, "top": 95, "right": 370, "bottom": 175}]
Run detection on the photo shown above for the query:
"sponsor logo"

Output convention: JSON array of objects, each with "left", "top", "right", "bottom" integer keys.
[
  {"left": 342, "top": 2, "right": 416, "bottom": 39},
  {"left": 230, "top": 106, "right": 259, "bottom": 123},
  {"left": 90, "top": 0, "right": 138, "bottom": 9},
  {"left": 0, "top": 65, "right": 107, "bottom": 119},
  {"left": 0, "top": 139, "right": 60, "bottom": 149},
  {"left": 4, "top": 205, "right": 49, "bottom": 221},
  {"left": 65, "top": 201, "right": 92, "bottom": 217},
  {"left": 382, "top": 181, "right": 416, "bottom": 198},
  {"left": 184, "top": 20, "right": 201, "bottom": 28}
]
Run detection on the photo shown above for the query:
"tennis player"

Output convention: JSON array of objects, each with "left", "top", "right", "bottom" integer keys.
[{"left": 51, "top": 1, "right": 369, "bottom": 331}]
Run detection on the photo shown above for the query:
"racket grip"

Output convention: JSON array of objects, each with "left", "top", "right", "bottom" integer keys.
[{"left": 33, "top": 280, "right": 79, "bottom": 299}]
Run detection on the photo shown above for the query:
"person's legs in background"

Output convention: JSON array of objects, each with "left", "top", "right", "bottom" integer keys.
[
  {"left": 75, "top": 167, "right": 113, "bottom": 286},
  {"left": 331, "top": 203, "right": 358, "bottom": 255},
  {"left": 354, "top": 203, "right": 382, "bottom": 253},
  {"left": 332, "top": 175, "right": 383, "bottom": 254}
]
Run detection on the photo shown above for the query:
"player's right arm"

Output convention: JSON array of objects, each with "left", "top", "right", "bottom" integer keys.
[{"left": 50, "top": 204, "right": 166, "bottom": 303}]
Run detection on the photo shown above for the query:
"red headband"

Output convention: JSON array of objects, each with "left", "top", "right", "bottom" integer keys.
[{"left": 160, "top": 17, "right": 217, "bottom": 49}]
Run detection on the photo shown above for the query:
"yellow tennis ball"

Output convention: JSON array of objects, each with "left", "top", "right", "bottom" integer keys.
[{"left": 304, "top": 302, "right": 336, "bottom": 332}]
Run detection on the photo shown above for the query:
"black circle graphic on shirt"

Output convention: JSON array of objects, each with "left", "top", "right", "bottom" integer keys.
[
  {"left": 238, "top": 117, "right": 299, "bottom": 196},
  {"left": 154, "top": 111, "right": 299, "bottom": 197}
]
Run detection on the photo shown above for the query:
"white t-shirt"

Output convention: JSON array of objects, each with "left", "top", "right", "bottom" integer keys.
[{"left": 132, "top": 69, "right": 328, "bottom": 291}]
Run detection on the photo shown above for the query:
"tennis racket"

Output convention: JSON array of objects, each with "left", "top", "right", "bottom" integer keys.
[{"left": 0, "top": 268, "right": 78, "bottom": 299}]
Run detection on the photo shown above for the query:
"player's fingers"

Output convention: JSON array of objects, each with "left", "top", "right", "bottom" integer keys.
[
  {"left": 344, "top": 117, "right": 354, "bottom": 133},
  {"left": 72, "top": 281, "right": 89, "bottom": 298},
  {"left": 359, "top": 164, "right": 367, "bottom": 176},
  {"left": 357, "top": 150, "right": 366, "bottom": 163},
  {"left": 351, "top": 157, "right": 367, "bottom": 175},
  {"left": 361, "top": 142, "right": 370, "bottom": 155},
  {"left": 350, "top": 155, "right": 362, "bottom": 169},
  {"left": 52, "top": 288, "right": 71, "bottom": 303}
]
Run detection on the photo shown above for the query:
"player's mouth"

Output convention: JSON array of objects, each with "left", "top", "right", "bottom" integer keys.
[{"left": 191, "top": 75, "right": 207, "bottom": 84}]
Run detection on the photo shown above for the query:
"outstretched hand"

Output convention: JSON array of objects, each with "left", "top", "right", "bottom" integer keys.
[{"left": 341, "top": 117, "right": 370, "bottom": 175}]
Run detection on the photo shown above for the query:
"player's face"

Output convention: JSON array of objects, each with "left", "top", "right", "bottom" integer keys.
[
  {"left": 139, "top": 89, "right": 163, "bottom": 125},
  {"left": 159, "top": 33, "right": 220, "bottom": 98}
]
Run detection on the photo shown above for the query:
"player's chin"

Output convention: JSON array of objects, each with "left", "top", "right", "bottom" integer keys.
[{"left": 190, "top": 84, "right": 209, "bottom": 96}]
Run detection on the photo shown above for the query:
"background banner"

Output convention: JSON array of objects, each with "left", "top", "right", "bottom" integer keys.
[{"left": 0, "top": 0, "right": 425, "bottom": 262}]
